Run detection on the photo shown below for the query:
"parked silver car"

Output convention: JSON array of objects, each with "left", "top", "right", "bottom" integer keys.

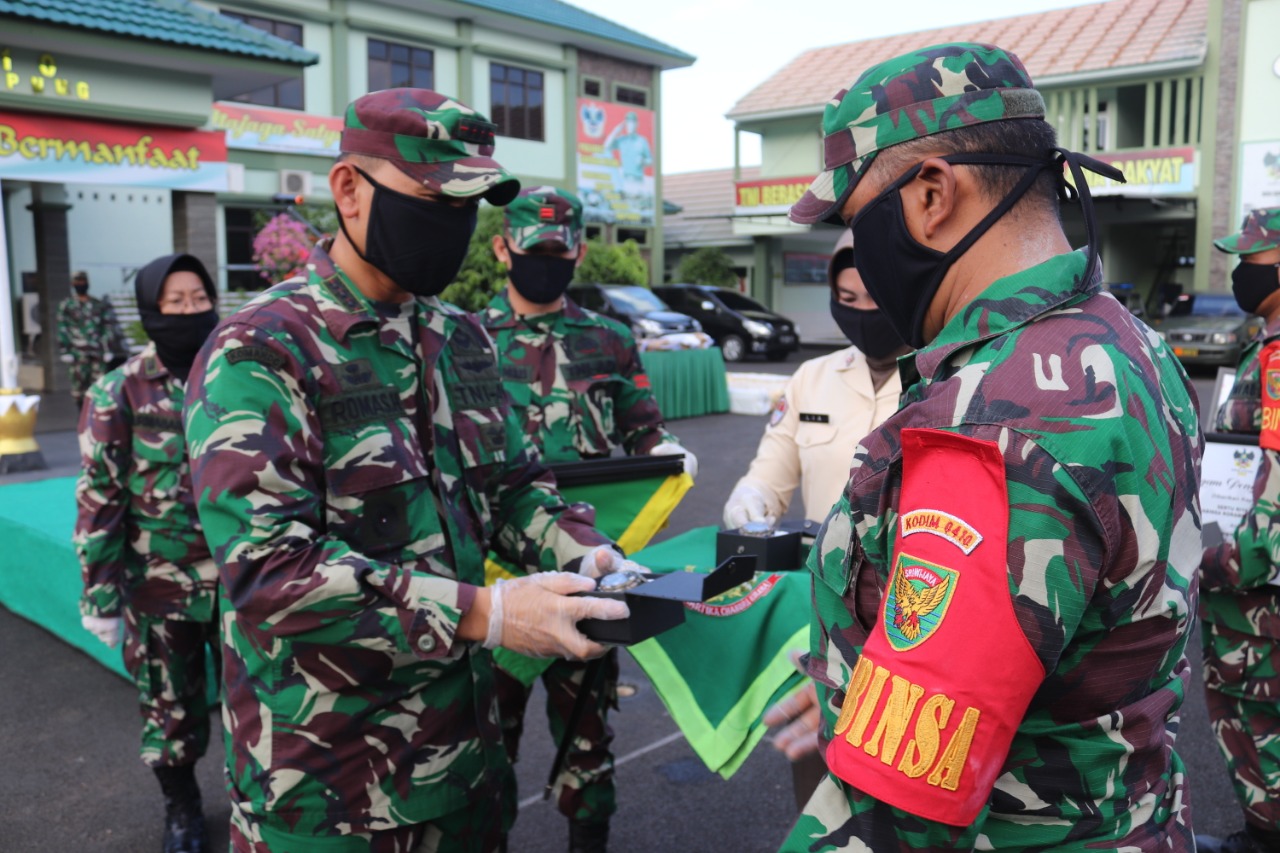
[{"left": 1150, "top": 293, "right": 1263, "bottom": 367}]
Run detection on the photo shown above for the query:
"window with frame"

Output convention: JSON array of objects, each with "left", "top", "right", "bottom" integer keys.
[
  {"left": 582, "top": 77, "right": 603, "bottom": 98},
  {"left": 221, "top": 11, "right": 305, "bottom": 109},
  {"left": 615, "top": 85, "right": 649, "bottom": 107},
  {"left": 490, "top": 62, "right": 544, "bottom": 141},
  {"left": 368, "top": 39, "right": 434, "bottom": 91},
  {"left": 783, "top": 253, "right": 830, "bottom": 285}
]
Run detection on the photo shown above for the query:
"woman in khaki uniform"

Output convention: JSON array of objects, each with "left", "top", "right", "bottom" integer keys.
[{"left": 723, "top": 231, "right": 907, "bottom": 529}]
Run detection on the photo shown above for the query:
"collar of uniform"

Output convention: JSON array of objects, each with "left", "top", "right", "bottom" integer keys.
[
  {"left": 912, "top": 249, "right": 1097, "bottom": 382},
  {"left": 306, "top": 240, "right": 388, "bottom": 342},
  {"left": 483, "top": 289, "right": 587, "bottom": 328}
]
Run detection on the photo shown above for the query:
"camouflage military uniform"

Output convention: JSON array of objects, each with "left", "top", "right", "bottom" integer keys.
[
  {"left": 1199, "top": 209, "right": 1280, "bottom": 839},
  {"left": 779, "top": 43, "right": 1202, "bottom": 850},
  {"left": 184, "top": 241, "right": 611, "bottom": 847},
  {"left": 483, "top": 289, "right": 673, "bottom": 825},
  {"left": 74, "top": 342, "right": 219, "bottom": 768},
  {"left": 783, "top": 251, "right": 1202, "bottom": 850},
  {"left": 58, "top": 294, "right": 126, "bottom": 403}
]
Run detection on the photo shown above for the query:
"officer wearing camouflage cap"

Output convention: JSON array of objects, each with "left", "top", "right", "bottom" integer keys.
[
  {"left": 184, "top": 90, "right": 635, "bottom": 852},
  {"left": 482, "top": 186, "right": 693, "bottom": 852},
  {"left": 1197, "top": 207, "right": 1280, "bottom": 853},
  {"left": 769, "top": 43, "right": 1201, "bottom": 850}
]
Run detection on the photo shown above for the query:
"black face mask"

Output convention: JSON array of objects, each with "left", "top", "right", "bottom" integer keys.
[
  {"left": 1231, "top": 262, "right": 1280, "bottom": 314},
  {"left": 73, "top": 283, "right": 89, "bottom": 296},
  {"left": 829, "top": 298, "right": 904, "bottom": 359},
  {"left": 850, "top": 150, "right": 1123, "bottom": 348},
  {"left": 339, "top": 166, "right": 477, "bottom": 297},
  {"left": 142, "top": 310, "right": 219, "bottom": 384},
  {"left": 507, "top": 242, "right": 578, "bottom": 305}
]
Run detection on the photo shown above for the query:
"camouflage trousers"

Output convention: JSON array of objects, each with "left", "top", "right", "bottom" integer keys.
[
  {"left": 495, "top": 649, "right": 619, "bottom": 825},
  {"left": 1202, "top": 620, "right": 1280, "bottom": 830},
  {"left": 121, "top": 608, "right": 219, "bottom": 768},
  {"left": 230, "top": 802, "right": 505, "bottom": 853},
  {"left": 69, "top": 352, "right": 106, "bottom": 403}
]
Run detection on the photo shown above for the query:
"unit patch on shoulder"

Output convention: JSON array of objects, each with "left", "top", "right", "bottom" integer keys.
[
  {"left": 225, "top": 345, "right": 286, "bottom": 371},
  {"left": 769, "top": 395, "right": 787, "bottom": 427},
  {"left": 1268, "top": 369, "right": 1280, "bottom": 401},
  {"left": 899, "top": 509, "right": 983, "bottom": 555},
  {"left": 884, "top": 553, "right": 957, "bottom": 652}
]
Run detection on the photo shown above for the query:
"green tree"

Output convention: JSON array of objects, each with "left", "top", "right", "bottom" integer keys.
[
  {"left": 676, "top": 246, "right": 737, "bottom": 288},
  {"left": 440, "top": 205, "right": 508, "bottom": 311},
  {"left": 574, "top": 239, "right": 649, "bottom": 286}
]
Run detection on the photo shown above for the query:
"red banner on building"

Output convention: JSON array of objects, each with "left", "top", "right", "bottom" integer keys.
[{"left": 0, "top": 110, "right": 227, "bottom": 189}]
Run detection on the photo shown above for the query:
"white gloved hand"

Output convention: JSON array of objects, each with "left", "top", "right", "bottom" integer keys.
[
  {"left": 650, "top": 441, "right": 698, "bottom": 480},
  {"left": 59, "top": 353, "right": 75, "bottom": 364},
  {"left": 577, "top": 544, "right": 641, "bottom": 579},
  {"left": 762, "top": 651, "right": 820, "bottom": 760},
  {"left": 483, "top": 572, "right": 629, "bottom": 660},
  {"left": 723, "top": 482, "right": 776, "bottom": 530},
  {"left": 81, "top": 615, "right": 123, "bottom": 648}
]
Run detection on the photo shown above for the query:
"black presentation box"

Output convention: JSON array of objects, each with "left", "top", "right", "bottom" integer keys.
[
  {"left": 715, "top": 526, "right": 807, "bottom": 573},
  {"left": 576, "top": 555, "right": 757, "bottom": 645}
]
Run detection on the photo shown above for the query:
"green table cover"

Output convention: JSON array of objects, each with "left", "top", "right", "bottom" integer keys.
[
  {"left": 639, "top": 347, "right": 730, "bottom": 420},
  {"left": 629, "top": 526, "right": 810, "bottom": 778}
]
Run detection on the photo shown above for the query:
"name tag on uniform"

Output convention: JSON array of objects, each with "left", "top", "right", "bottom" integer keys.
[{"left": 798, "top": 413, "right": 830, "bottom": 424}]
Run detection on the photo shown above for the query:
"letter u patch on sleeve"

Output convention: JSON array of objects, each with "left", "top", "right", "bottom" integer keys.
[
  {"left": 1261, "top": 342, "right": 1280, "bottom": 451},
  {"left": 825, "top": 428, "right": 1044, "bottom": 826}
]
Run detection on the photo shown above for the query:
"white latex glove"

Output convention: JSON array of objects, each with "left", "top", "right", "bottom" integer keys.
[
  {"left": 577, "top": 544, "right": 641, "bottom": 579},
  {"left": 763, "top": 651, "right": 820, "bottom": 760},
  {"left": 723, "top": 481, "right": 777, "bottom": 530},
  {"left": 59, "top": 353, "right": 74, "bottom": 364},
  {"left": 81, "top": 614, "right": 123, "bottom": 649},
  {"left": 483, "top": 571, "right": 629, "bottom": 660},
  {"left": 651, "top": 441, "right": 698, "bottom": 480}
]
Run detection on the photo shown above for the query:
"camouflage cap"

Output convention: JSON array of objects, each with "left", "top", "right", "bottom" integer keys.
[
  {"left": 790, "top": 42, "right": 1046, "bottom": 226},
  {"left": 504, "top": 186, "right": 584, "bottom": 252},
  {"left": 1214, "top": 208, "right": 1280, "bottom": 254},
  {"left": 340, "top": 88, "right": 520, "bottom": 204}
]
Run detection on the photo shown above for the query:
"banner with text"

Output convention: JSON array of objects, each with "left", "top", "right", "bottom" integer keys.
[
  {"left": 734, "top": 176, "right": 816, "bottom": 216},
  {"left": 0, "top": 110, "right": 227, "bottom": 190},
  {"left": 577, "top": 99, "right": 656, "bottom": 227},
  {"left": 1079, "top": 146, "right": 1196, "bottom": 197},
  {"left": 1238, "top": 140, "right": 1280, "bottom": 222},
  {"left": 211, "top": 101, "right": 342, "bottom": 156}
]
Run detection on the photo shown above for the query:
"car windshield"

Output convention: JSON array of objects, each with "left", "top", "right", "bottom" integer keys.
[
  {"left": 1170, "top": 294, "right": 1244, "bottom": 318},
  {"left": 605, "top": 286, "right": 670, "bottom": 314},
  {"left": 713, "top": 290, "right": 768, "bottom": 312}
]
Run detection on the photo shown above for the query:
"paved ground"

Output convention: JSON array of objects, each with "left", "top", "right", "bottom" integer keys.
[{"left": 0, "top": 352, "right": 1248, "bottom": 850}]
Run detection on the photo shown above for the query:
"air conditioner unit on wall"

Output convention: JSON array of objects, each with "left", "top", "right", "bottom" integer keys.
[{"left": 279, "top": 169, "right": 313, "bottom": 197}]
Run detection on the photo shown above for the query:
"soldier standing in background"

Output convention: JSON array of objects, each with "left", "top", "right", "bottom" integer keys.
[
  {"left": 75, "top": 253, "right": 222, "bottom": 853},
  {"left": 773, "top": 43, "right": 1202, "bottom": 849},
  {"left": 1197, "top": 207, "right": 1280, "bottom": 853},
  {"left": 482, "top": 186, "right": 696, "bottom": 853},
  {"left": 183, "top": 90, "right": 632, "bottom": 853},
  {"left": 57, "top": 270, "right": 127, "bottom": 408}
]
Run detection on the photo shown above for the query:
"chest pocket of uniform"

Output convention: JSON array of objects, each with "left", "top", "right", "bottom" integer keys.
[
  {"left": 564, "top": 357, "right": 620, "bottom": 453},
  {"left": 322, "top": 417, "right": 432, "bottom": 560},
  {"left": 131, "top": 422, "right": 186, "bottom": 505},
  {"left": 795, "top": 417, "right": 837, "bottom": 449}
]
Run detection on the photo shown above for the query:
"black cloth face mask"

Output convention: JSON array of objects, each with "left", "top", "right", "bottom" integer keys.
[
  {"left": 850, "top": 150, "right": 1123, "bottom": 348},
  {"left": 339, "top": 165, "right": 477, "bottom": 298},
  {"left": 72, "top": 283, "right": 89, "bottom": 296},
  {"left": 506, "top": 242, "right": 578, "bottom": 305},
  {"left": 142, "top": 311, "right": 219, "bottom": 384},
  {"left": 829, "top": 298, "right": 904, "bottom": 360},
  {"left": 1231, "top": 262, "right": 1280, "bottom": 314}
]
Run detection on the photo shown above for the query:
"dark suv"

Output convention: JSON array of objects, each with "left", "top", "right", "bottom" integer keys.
[
  {"left": 654, "top": 284, "right": 799, "bottom": 362},
  {"left": 567, "top": 284, "right": 702, "bottom": 340}
]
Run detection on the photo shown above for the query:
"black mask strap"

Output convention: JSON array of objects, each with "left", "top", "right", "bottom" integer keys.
[{"left": 1051, "top": 148, "right": 1126, "bottom": 284}]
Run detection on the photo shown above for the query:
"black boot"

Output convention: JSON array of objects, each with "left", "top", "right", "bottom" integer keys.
[
  {"left": 1196, "top": 826, "right": 1280, "bottom": 853},
  {"left": 568, "top": 819, "right": 609, "bottom": 853},
  {"left": 153, "top": 765, "right": 208, "bottom": 853}
]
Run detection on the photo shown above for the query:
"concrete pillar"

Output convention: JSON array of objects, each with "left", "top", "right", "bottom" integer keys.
[
  {"left": 28, "top": 184, "right": 71, "bottom": 393},
  {"left": 172, "top": 192, "right": 218, "bottom": 288}
]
